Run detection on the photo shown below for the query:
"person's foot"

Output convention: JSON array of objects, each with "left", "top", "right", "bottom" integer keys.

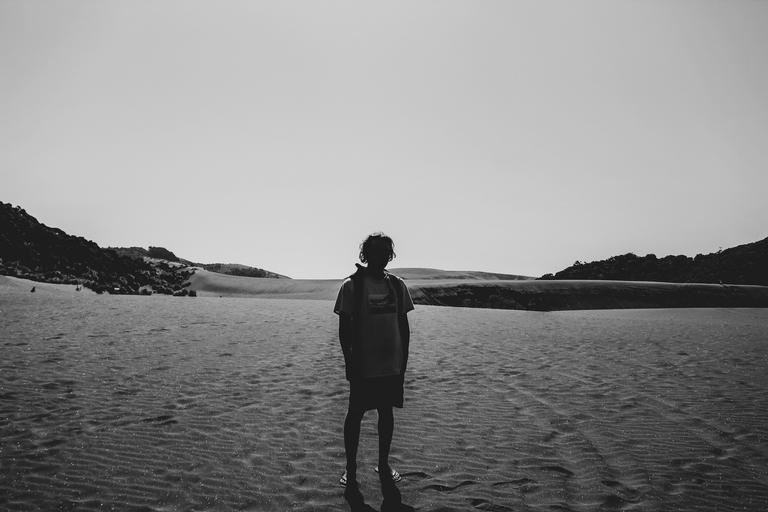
[
  {"left": 340, "top": 467, "right": 357, "bottom": 487},
  {"left": 377, "top": 464, "right": 395, "bottom": 483},
  {"left": 374, "top": 465, "right": 402, "bottom": 483}
]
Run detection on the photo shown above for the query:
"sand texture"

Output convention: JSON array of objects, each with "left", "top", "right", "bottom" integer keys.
[{"left": 1, "top": 283, "right": 768, "bottom": 511}]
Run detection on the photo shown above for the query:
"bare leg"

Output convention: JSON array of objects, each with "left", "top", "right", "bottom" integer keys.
[
  {"left": 377, "top": 407, "right": 394, "bottom": 475},
  {"left": 377, "top": 406, "right": 402, "bottom": 509},
  {"left": 344, "top": 404, "right": 365, "bottom": 484}
]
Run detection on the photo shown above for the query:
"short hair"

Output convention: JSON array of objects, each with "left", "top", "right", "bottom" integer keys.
[{"left": 359, "top": 232, "right": 396, "bottom": 264}]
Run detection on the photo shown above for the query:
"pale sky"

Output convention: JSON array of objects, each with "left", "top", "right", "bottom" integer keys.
[{"left": 2, "top": 1, "right": 767, "bottom": 279}]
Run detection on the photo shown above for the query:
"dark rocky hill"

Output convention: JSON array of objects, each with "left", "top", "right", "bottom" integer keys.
[
  {"left": 540, "top": 237, "right": 768, "bottom": 286},
  {"left": 0, "top": 202, "right": 193, "bottom": 294}
]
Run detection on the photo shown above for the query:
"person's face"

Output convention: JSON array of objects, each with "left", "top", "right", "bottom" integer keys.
[{"left": 365, "top": 241, "right": 390, "bottom": 270}]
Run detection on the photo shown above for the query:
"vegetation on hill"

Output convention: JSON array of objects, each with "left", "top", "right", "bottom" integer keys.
[
  {"left": 110, "top": 246, "right": 185, "bottom": 263},
  {"left": 111, "top": 248, "right": 286, "bottom": 279},
  {"left": 539, "top": 237, "right": 768, "bottom": 286},
  {"left": 0, "top": 202, "right": 193, "bottom": 294},
  {"left": 196, "top": 263, "right": 286, "bottom": 279}
]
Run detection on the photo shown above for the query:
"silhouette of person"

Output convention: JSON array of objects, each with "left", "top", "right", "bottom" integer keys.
[{"left": 334, "top": 233, "right": 415, "bottom": 510}]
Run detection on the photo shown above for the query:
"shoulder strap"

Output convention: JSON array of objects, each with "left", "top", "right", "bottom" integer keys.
[
  {"left": 386, "top": 272, "right": 404, "bottom": 315},
  {"left": 386, "top": 272, "right": 410, "bottom": 375},
  {"left": 349, "top": 267, "right": 365, "bottom": 317}
]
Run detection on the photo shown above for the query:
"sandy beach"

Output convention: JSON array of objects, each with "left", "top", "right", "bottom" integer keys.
[{"left": 1, "top": 279, "right": 767, "bottom": 511}]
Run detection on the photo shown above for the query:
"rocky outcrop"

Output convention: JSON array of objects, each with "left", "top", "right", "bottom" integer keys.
[
  {"left": 410, "top": 280, "right": 768, "bottom": 311},
  {"left": 540, "top": 238, "right": 768, "bottom": 286},
  {"left": 0, "top": 202, "right": 193, "bottom": 295}
]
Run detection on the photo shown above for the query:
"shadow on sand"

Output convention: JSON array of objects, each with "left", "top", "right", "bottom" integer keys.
[{"left": 344, "top": 481, "right": 415, "bottom": 512}]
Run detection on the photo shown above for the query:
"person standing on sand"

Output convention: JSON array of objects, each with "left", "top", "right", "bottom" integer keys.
[{"left": 334, "top": 233, "right": 415, "bottom": 509}]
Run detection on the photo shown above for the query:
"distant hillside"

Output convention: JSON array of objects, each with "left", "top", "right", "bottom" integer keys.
[
  {"left": 540, "top": 237, "right": 768, "bottom": 286},
  {"left": 111, "top": 247, "right": 287, "bottom": 279},
  {"left": 409, "top": 279, "right": 768, "bottom": 311},
  {"left": 0, "top": 202, "right": 192, "bottom": 294},
  {"left": 110, "top": 246, "right": 185, "bottom": 264},
  {"left": 195, "top": 263, "right": 287, "bottom": 279},
  {"left": 389, "top": 268, "right": 532, "bottom": 281}
]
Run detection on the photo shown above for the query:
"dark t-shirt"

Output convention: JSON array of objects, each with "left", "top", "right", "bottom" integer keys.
[{"left": 334, "top": 274, "right": 414, "bottom": 378}]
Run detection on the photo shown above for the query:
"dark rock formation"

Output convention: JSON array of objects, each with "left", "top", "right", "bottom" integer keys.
[
  {"left": 539, "top": 237, "right": 768, "bottom": 286},
  {"left": 411, "top": 280, "right": 768, "bottom": 311},
  {"left": 0, "top": 202, "right": 193, "bottom": 295}
]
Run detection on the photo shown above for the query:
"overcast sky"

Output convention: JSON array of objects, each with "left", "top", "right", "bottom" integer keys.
[{"left": 2, "top": 1, "right": 767, "bottom": 279}]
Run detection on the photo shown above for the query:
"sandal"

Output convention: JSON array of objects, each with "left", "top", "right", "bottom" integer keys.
[
  {"left": 374, "top": 466, "right": 402, "bottom": 482},
  {"left": 341, "top": 467, "right": 402, "bottom": 486}
]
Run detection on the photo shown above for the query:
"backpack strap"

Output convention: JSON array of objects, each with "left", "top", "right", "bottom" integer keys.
[
  {"left": 385, "top": 271, "right": 410, "bottom": 375},
  {"left": 342, "top": 266, "right": 366, "bottom": 381},
  {"left": 386, "top": 271, "right": 404, "bottom": 315},
  {"left": 350, "top": 266, "right": 365, "bottom": 318}
]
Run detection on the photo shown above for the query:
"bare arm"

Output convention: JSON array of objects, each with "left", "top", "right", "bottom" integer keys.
[
  {"left": 401, "top": 312, "right": 410, "bottom": 375},
  {"left": 339, "top": 313, "right": 354, "bottom": 380}
]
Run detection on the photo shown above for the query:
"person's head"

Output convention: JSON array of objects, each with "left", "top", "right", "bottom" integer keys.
[{"left": 359, "top": 232, "right": 396, "bottom": 272}]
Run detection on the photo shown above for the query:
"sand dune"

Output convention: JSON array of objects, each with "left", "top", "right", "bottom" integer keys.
[
  {"left": 186, "top": 269, "right": 341, "bottom": 299},
  {"left": 186, "top": 270, "right": 768, "bottom": 311},
  {"left": 1, "top": 281, "right": 767, "bottom": 511},
  {"left": 388, "top": 268, "right": 532, "bottom": 281},
  {"left": 0, "top": 275, "right": 96, "bottom": 295}
]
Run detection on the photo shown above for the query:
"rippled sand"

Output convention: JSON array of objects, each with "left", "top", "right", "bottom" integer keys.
[{"left": 1, "top": 281, "right": 767, "bottom": 511}]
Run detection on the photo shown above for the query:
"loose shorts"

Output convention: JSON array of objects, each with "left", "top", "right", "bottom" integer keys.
[{"left": 349, "top": 375, "right": 404, "bottom": 411}]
